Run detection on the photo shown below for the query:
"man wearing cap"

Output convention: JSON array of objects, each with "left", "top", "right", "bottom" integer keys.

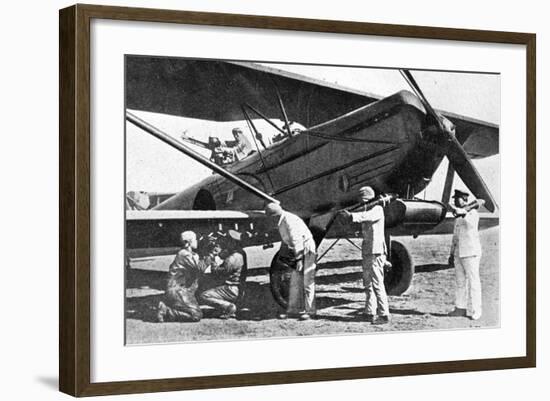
[
  {"left": 219, "top": 127, "right": 247, "bottom": 162},
  {"left": 447, "top": 189, "right": 485, "bottom": 320},
  {"left": 265, "top": 202, "right": 317, "bottom": 320},
  {"left": 157, "top": 231, "right": 213, "bottom": 323},
  {"left": 199, "top": 230, "right": 248, "bottom": 319},
  {"left": 340, "top": 186, "right": 390, "bottom": 325}
]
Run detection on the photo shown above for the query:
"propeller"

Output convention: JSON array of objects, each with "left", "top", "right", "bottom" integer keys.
[{"left": 399, "top": 70, "right": 496, "bottom": 213}]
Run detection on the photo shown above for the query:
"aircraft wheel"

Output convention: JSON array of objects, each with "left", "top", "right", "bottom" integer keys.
[
  {"left": 384, "top": 240, "right": 414, "bottom": 295},
  {"left": 269, "top": 251, "right": 292, "bottom": 309}
]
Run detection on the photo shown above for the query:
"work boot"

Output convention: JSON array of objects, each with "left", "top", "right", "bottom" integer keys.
[
  {"left": 220, "top": 304, "right": 237, "bottom": 320},
  {"left": 363, "top": 314, "right": 375, "bottom": 323},
  {"left": 157, "top": 301, "right": 168, "bottom": 323},
  {"left": 468, "top": 312, "right": 482, "bottom": 320},
  {"left": 448, "top": 307, "right": 467, "bottom": 317},
  {"left": 372, "top": 315, "right": 390, "bottom": 325},
  {"left": 299, "top": 313, "right": 313, "bottom": 321},
  {"left": 279, "top": 311, "right": 302, "bottom": 319}
]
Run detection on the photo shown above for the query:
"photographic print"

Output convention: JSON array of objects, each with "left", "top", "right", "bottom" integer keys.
[{"left": 124, "top": 56, "right": 500, "bottom": 345}]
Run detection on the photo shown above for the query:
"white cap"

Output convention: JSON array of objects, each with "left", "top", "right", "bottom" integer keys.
[
  {"left": 264, "top": 202, "right": 283, "bottom": 216},
  {"left": 359, "top": 186, "right": 375, "bottom": 200},
  {"left": 180, "top": 231, "right": 196, "bottom": 244}
]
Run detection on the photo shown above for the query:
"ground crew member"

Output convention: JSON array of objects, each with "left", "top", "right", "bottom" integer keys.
[
  {"left": 340, "top": 186, "right": 390, "bottom": 325},
  {"left": 265, "top": 202, "right": 317, "bottom": 321},
  {"left": 157, "top": 231, "right": 212, "bottom": 323},
  {"left": 447, "top": 190, "right": 485, "bottom": 320},
  {"left": 199, "top": 230, "right": 247, "bottom": 319}
]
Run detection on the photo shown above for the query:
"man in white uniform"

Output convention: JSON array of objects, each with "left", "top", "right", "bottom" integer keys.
[
  {"left": 340, "top": 186, "right": 390, "bottom": 325},
  {"left": 265, "top": 203, "right": 317, "bottom": 321},
  {"left": 448, "top": 189, "right": 485, "bottom": 320}
]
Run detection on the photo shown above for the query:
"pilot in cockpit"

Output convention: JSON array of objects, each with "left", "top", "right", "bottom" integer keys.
[{"left": 208, "top": 128, "right": 253, "bottom": 166}]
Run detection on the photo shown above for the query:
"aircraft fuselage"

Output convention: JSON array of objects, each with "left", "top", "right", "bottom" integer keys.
[{"left": 155, "top": 90, "right": 446, "bottom": 221}]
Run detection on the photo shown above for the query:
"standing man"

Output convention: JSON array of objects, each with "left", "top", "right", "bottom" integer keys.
[
  {"left": 447, "top": 190, "right": 485, "bottom": 320},
  {"left": 340, "top": 186, "right": 390, "bottom": 325},
  {"left": 199, "top": 230, "right": 248, "bottom": 319},
  {"left": 265, "top": 203, "right": 317, "bottom": 321},
  {"left": 157, "top": 231, "right": 211, "bottom": 323}
]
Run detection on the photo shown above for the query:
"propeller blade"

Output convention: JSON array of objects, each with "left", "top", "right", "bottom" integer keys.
[
  {"left": 399, "top": 69, "right": 497, "bottom": 212},
  {"left": 399, "top": 70, "right": 443, "bottom": 129},
  {"left": 446, "top": 134, "right": 496, "bottom": 212}
]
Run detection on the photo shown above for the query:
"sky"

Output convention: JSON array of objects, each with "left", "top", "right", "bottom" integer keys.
[{"left": 126, "top": 62, "right": 500, "bottom": 206}]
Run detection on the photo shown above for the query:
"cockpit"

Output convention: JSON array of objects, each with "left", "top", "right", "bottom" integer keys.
[{"left": 207, "top": 128, "right": 254, "bottom": 167}]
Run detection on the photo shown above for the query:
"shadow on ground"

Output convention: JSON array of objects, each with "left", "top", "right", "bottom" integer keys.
[
  {"left": 318, "top": 259, "right": 362, "bottom": 270},
  {"left": 126, "top": 268, "right": 166, "bottom": 291},
  {"left": 415, "top": 263, "right": 451, "bottom": 273},
  {"left": 389, "top": 307, "right": 425, "bottom": 316},
  {"left": 126, "top": 293, "right": 165, "bottom": 322},
  {"left": 316, "top": 270, "right": 362, "bottom": 285},
  {"left": 313, "top": 311, "right": 364, "bottom": 322},
  {"left": 126, "top": 261, "right": 452, "bottom": 323},
  {"left": 127, "top": 262, "right": 369, "bottom": 322}
]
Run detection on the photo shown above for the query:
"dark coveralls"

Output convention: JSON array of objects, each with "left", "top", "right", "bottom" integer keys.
[
  {"left": 199, "top": 250, "right": 247, "bottom": 314},
  {"left": 163, "top": 249, "right": 208, "bottom": 322}
]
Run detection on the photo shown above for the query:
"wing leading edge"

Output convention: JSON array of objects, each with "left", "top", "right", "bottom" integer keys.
[{"left": 126, "top": 57, "right": 499, "bottom": 159}]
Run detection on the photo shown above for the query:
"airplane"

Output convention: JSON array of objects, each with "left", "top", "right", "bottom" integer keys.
[{"left": 125, "top": 57, "right": 499, "bottom": 308}]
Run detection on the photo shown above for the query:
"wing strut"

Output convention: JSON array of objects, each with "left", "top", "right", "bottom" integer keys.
[
  {"left": 274, "top": 84, "right": 292, "bottom": 137},
  {"left": 441, "top": 161, "right": 455, "bottom": 204},
  {"left": 243, "top": 103, "right": 287, "bottom": 136},
  {"left": 241, "top": 106, "right": 276, "bottom": 192},
  {"left": 126, "top": 111, "right": 280, "bottom": 205}
]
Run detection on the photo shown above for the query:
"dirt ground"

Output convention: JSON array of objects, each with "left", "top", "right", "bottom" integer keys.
[{"left": 125, "top": 227, "right": 499, "bottom": 344}]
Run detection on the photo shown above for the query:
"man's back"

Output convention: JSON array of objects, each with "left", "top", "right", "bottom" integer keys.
[
  {"left": 168, "top": 249, "right": 203, "bottom": 289},
  {"left": 278, "top": 211, "right": 314, "bottom": 255},
  {"left": 212, "top": 250, "right": 246, "bottom": 286}
]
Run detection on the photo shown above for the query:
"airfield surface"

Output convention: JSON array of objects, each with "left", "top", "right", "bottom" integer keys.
[{"left": 126, "top": 228, "right": 499, "bottom": 344}]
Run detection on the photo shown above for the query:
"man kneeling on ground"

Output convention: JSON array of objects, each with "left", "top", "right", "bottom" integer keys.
[
  {"left": 157, "top": 231, "right": 213, "bottom": 323},
  {"left": 199, "top": 230, "right": 247, "bottom": 319}
]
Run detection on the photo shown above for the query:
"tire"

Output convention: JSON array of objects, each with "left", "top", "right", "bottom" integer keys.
[
  {"left": 269, "top": 251, "right": 293, "bottom": 309},
  {"left": 384, "top": 240, "right": 414, "bottom": 295}
]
